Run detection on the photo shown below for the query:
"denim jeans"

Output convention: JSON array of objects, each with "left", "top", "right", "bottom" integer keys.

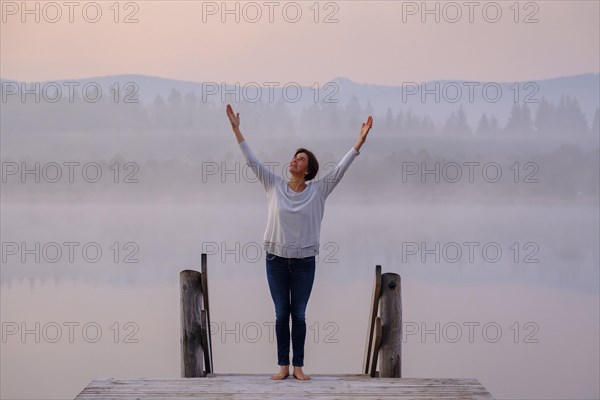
[{"left": 265, "top": 251, "right": 316, "bottom": 367}]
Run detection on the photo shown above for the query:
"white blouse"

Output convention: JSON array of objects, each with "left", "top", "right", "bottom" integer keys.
[{"left": 239, "top": 139, "right": 359, "bottom": 258}]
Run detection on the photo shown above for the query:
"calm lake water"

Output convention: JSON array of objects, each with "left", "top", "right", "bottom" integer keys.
[{"left": 1, "top": 201, "right": 599, "bottom": 399}]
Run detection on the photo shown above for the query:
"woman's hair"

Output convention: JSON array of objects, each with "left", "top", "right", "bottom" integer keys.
[{"left": 295, "top": 148, "right": 319, "bottom": 181}]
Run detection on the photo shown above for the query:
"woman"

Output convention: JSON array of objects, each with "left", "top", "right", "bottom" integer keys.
[{"left": 226, "top": 103, "right": 373, "bottom": 381}]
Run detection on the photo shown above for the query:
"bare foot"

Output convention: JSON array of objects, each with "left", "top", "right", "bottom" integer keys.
[
  {"left": 271, "top": 365, "right": 290, "bottom": 380},
  {"left": 292, "top": 366, "right": 310, "bottom": 381}
]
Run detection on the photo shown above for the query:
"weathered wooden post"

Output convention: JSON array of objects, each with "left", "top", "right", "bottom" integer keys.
[
  {"left": 379, "top": 273, "right": 402, "bottom": 378},
  {"left": 180, "top": 269, "right": 205, "bottom": 377}
]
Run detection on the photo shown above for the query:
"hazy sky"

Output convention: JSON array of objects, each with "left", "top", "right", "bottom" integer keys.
[{"left": 1, "top": 1, "right": 599, "bottom": 85}]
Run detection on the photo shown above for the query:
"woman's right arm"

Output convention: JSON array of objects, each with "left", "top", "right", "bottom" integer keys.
[{"left": 226, "top": 104, "right": 277, "bottom": 191}]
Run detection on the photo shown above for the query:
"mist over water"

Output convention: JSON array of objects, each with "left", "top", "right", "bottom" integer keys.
[{"left": 1, "top": 77, "right": 599, "bottom": 399}]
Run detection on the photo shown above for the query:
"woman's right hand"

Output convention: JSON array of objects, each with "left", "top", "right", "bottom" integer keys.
[{"left": 226, "top": 103, "right": 240, "bottom": 129}]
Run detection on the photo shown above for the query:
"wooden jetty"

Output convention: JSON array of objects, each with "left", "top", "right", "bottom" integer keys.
[
  {"left": 74, "top": 255, "right": 496, "bottom": 399},
  {"left": 75, "top": 374, "right": 494, "bottom": 399}
]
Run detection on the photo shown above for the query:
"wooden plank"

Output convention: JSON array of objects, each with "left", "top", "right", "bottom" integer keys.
[
  {"left": 75, "top": 375, "right": 495, "bottom": 399},
  {"left": 370, "top": 316, "right": 381, "bottom": 378},
  {"left": 363, "top": 265, "right": 381, "bottom": 374},
  {"left": 201, "top": 253, "right": 213, "bottom": 373},
  {"left": 200, "top": 310, "right": 209, "bottom": 376}
]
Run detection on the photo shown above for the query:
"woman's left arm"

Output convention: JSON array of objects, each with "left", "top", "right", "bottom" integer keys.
[
  {"left": 317, "top": 116, "right": 374, "bottom": 198},
  {"left": 353, "top": 115, "right": 373, "bottom": 152}
]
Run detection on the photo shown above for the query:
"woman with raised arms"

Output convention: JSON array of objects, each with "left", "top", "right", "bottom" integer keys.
[{"left": 226, "top": 103, "right": 373, "bottom": 381}]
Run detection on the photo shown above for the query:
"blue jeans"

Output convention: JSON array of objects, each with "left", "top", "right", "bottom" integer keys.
[{"left": 266, "top": 251, "right": 316, "bottom": 367}]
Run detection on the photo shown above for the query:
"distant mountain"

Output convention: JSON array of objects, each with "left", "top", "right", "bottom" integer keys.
[
  {"left": 1, "top": 73, "right": 598, "bottom": 128},
  {"left": 326, "top": 74, "right": 599, "bottom": 129}
]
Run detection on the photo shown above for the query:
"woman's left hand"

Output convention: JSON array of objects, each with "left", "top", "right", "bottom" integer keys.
[
  {"left": 353, "top": 116, "right": 373, "bottom": 152},
  {"left": 359, "top": 115, "right": 374, "bottom": 142}
]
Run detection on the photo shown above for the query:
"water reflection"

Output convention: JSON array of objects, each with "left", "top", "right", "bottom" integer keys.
[{"left": 1, "top": 202, "right": 599, "bottom": 398}]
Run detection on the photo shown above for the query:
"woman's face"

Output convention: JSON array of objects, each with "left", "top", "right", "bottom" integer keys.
[{"left": 289, "top": 152, "right": 309, "bottom": 177}]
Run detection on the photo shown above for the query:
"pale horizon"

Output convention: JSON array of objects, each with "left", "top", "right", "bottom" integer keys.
[
  {"left": 2, "top": 71, "right": 599, "bottom": 86},
  {"left": 1, "top": 1, "right": 598, "bottom": 85}
]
